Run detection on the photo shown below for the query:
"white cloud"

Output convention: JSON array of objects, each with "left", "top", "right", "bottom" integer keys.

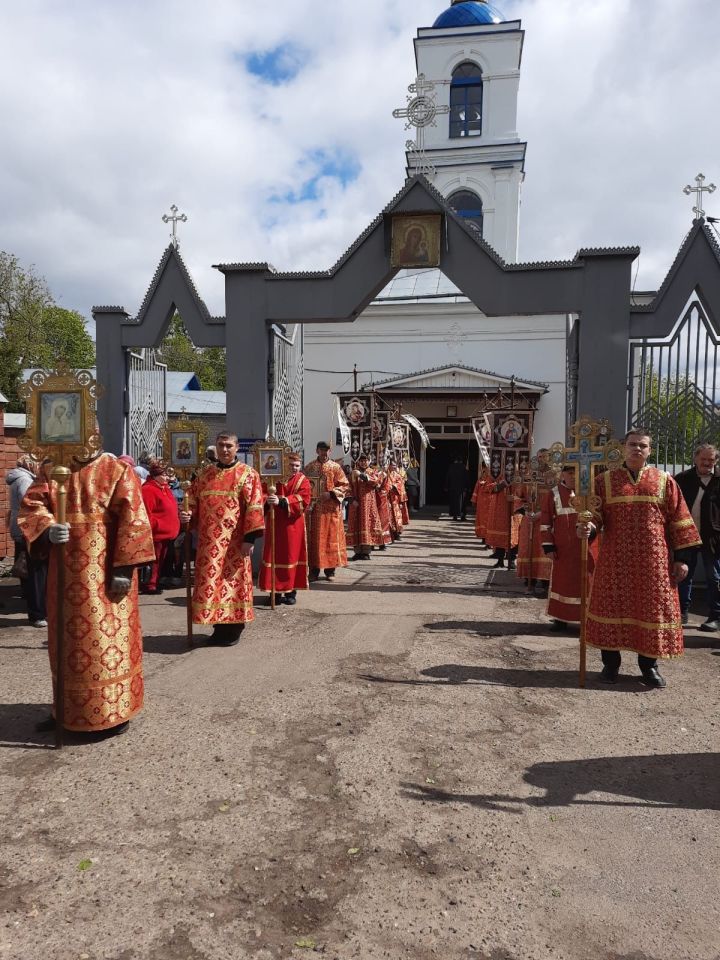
[{"left": 0, "top": 0, "right": 718, "bottom": 324}]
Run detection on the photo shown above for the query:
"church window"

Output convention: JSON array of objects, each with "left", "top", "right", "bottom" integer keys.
[
  {"left": 449, "top": 190, "right": 483, "bottom": 234},
  {"left": 449, "top": 62, "right": 483, "bottom": 138}
]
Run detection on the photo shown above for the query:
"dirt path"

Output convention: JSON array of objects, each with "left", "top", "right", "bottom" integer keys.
[{"left": 1, "top": 516, "right": 718, "bottom": 960}]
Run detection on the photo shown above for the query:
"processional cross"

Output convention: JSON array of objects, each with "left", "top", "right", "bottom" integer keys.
[
  {"left": 162, "top": 203, "right": 188, "bottom": 247},
  {"left": 548, "top": 416, "right": 623, "bottom": 688},
  {"left": 683, "top": 173, "right": 716, "bottom": 220},
  {"left": 392, "top": 73, "right": 449, "bottom": 178}
]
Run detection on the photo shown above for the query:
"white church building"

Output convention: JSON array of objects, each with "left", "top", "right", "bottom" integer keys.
[{"left": 303, "top": 0, "right": 568, "bottom": 505}]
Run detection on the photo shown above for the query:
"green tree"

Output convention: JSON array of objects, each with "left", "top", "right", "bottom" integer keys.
[
  {"left": 0, "top": 252, "right": 95, "bottom": 410},
  {"left": 639, "top": 369, "right": 710, "bottom": 468},
  {"left": 156, "top": 313, "right": 226, "bottom": 391}
]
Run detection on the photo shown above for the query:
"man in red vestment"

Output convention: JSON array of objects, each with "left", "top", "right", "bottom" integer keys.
[
  {"left": 19, "top": 452, "right": 155, "bottom": 737},
  {"left": 259, "top": 452, "right": 311, "bottom": 605},
  {"left": 540, "top": 465, "right": 596, "bottom": 631},
  {"left": 485, "top": 478, "right": 520, "bottom": 569},
  {"left": 304, "top": 442, "right": 349, "bottom": 580},
  {"left": 580, "top": 429, "right": 701, "bottom": 687},
  {"left": 347, "top": 454, "right": 383, "bottom": 560},
  {"left": 181, "top": 433, "right": 264, "bottom": 646}
]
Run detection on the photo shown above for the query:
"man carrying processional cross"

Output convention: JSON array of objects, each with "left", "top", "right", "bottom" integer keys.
[{"left": 576, "top": 427, "right": 701, "bottom": 688}]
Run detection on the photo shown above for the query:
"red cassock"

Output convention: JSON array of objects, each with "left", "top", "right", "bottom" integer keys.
[
  {"left": 471, "top": 476, "right": 492, "bottom": 540},
  {"left": 375, "top": 475, "right": 393, "bottom": 545},
  {"left": 586, "top": 467, "right": 701, "bottom": 658},
  {"left": 191, "top": 462, "right": 265, "bottom": 625},
  {"left": 386, "top": 470, "right": 405, "bottom": 535},
  {"left": 540, "top": 483, "right": 596, "bottom": 623},
  {"left": 485, "top": 480, "right": 521, "bottom": 550},
  {"left": 259, "top": 473, "right": 311, "bottom": 592},
  {"left": 18, "top": 454, "right": 155, "bottom": 731},
  {"left": 347, "top": 468, "right": 384, "bottom": 549},
  {"left": 514, "top": 481, "right": 553, "bottom": 581}
]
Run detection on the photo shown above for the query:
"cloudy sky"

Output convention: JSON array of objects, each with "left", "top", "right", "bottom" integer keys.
[{"left": 1, "top": 0, "right": 719, "bottom": 325}]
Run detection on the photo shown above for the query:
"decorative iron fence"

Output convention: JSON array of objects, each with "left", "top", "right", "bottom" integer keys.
[
  {"left": 125, "top": 349, "right": 167, "bottom": 461},
  {"left": 628, "top": 298, "right": 720, "bottom": 472},
  {"left": 269, "top": 324, "right": 303, "bottom": 454}
]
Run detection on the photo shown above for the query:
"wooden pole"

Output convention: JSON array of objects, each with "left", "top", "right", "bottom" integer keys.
[
  {"left": 269, "top": 485, "right": 277, "bottom": 609},
  {"left": 182, "top": 481, "right": 193, "bottom": 646},
  {"left": 51, "top": 465, "right": 71, "bottom": 751},
  {"left": 578, "top": 508, "right": 592, "bottom": 688}
]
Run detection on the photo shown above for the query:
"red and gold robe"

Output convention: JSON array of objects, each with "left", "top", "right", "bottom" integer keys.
[
  {"left": 18, "top": 454, "right": 155, "bottom": 732},
  {"left": 485, "top": 480, "right": 521, "bottom": 551},
  {"left": 375, "top": 473, "right": 393, "bottom": 545},
  {"left": 586, "top": 467, "right": 701, "bottom": 658},
  {"left": 347, "top": 468, "right": 383, "bottom": 549},
  {"left": 514, "top": 480, "right": 553, "bottom": 581},
  {"left": 191, "top": 462, "right": 264, "bottom": 625},
  {"left": 303, "top": 458, "right": 349, "bottom": 571},
  {"left": 398, "top": 470, "right": 410, "bottom": 526},
  {"left": 540, "top": 483, "right": 596, "bottom": 623},
  {"left": 471, "top": 475, "right": 492, "bottom": 540},
  {"left": 259, "top": 473, "right": 311, "bottom": 592},
  {"left": 386, "top": 468, "right": 405, "bottom": 536}
]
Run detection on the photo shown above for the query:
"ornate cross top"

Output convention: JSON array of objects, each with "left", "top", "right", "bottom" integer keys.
[
  {"left": 683, "top": 173, "right": 716, "bottom": 220},
  {"left": 393, "top": 73, "right": 449, "bottom": 178},
  {"left": 548, "top": 415, "right": 623, "bottom": 515},
  {"left": 162, "top": 204, "right": 188, "bottom": 247}
]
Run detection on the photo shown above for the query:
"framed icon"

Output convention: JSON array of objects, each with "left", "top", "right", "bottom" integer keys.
[
  {"left": 160, "top": 413, "right": 207, "bottom": 483},
  {"left": 250, "top": 437, "right": 292, "bottom": 482},
  {"left": 391, "top": 213, "right": 442, "bottom": 268},
  {"left": 19, "top": 366, "right": 101, "bottom": 464}
]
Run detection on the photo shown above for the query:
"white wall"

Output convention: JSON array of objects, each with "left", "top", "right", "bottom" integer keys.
[{"left": 303, "top": 299, "right": 567, "bottom": 458}]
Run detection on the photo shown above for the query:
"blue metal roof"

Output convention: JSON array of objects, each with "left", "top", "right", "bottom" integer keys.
[{"left": 433, "top": 1, "right": 504, "bottom": 28}]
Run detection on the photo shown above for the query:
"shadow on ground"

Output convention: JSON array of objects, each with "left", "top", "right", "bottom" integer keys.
[{"left": 401, "top": 752, "right": 720, "bottom": 812}]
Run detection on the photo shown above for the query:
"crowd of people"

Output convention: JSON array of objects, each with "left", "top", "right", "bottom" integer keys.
[{"left": 6, "top": 426, "right": 716, "bottom": 740}]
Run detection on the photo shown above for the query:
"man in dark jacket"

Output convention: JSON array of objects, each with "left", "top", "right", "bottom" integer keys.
[
  {"left": 445, "top": 457, "right": 470, "bottom": 521},
  {"left": 675, "top": 443, "right": 720, "bottom": 631}
]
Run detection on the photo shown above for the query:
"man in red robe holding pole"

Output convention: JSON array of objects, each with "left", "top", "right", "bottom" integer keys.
[
  {"left": 581, "top": 429, "right": 701, "bottom": 687},
  {"left": 19, "top": 452, "right": 155, "bottom": 736},
  {"left": 540, "top": 465, "right": 596, "bottom": 631},
  {"left": 181, "top": 432, "right": 264, "bottom": 646},
  {"left": 259, "top": 452, "right": 311, "bottom": 605}
]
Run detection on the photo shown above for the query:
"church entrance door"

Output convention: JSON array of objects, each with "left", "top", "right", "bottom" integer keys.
[{"left": 423, "top": 438, "right": 478, "bottom": 507}]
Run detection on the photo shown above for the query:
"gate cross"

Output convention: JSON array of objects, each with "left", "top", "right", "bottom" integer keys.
[
  {"left": 161, "top": 204, "right": 188, "bottom": 247},
  {"left": 683, "top": 173, "right": 716, "bottom": 220},
  {"left": 393, "top": 73, "right": 449, "bottom": 178}
]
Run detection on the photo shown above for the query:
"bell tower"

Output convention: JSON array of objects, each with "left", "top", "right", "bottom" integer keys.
[{"left": 407, "top": 0, "right": 526, "bottom": 262}]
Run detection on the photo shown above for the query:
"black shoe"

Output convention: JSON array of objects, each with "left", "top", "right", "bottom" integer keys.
[
  {"left": 640, "top": 666, "right": 666, "bottom": 688},
  {"left": 548, "top": 619, "right": 568, "bottom": 632},
  {"left": 699, "top": 619, "right": 720, "bottom": 632},
  {"left": 492, "top": 559, "right": 505, "bottom": 569},
  {"left": 534, "top": 583, "right": 549, "bottom": 599},
  {"left": 36, "top": 714, "right": 56, "bottom": 732},
  {"left": 680, "top": 611, "right": 689, "bottom": 625},
  {"left": 324, "top": 569, "right": 336, "bottom": 581},
  {"left": 93, "top": 721, "right": 130, "bottom": 739},
  {"left": 208, "top": 624, "right": 244, "bottom": 647},
  {"left": 309, "top": 569, "right": 321, "bottom": 582},
  {"left": 599, "top": 666, "right": 619, "bottom": 683},
  {"left": 379, "top": 544, "right": 387, "bottom": 551},
  {"left": 507, "top": 560, "right": 516, "bottom": 571},
  {"left": 283, "top": 592, "right": 297, "bottom": 606}
]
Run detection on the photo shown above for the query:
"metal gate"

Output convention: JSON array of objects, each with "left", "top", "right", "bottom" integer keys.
[
  {"left": 125, "top": 349, "right": 167, "bottom": 460},
  {"left": 628, "top": 296, "right": 720, "bottom": 472},
  {"left": 269, "top": 324, "right": 303, "bottom": 453}
]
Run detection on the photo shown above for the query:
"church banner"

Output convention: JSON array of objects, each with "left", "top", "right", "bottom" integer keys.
[{"left": 484, "top": 409, "right": 534, "bottom": 480}]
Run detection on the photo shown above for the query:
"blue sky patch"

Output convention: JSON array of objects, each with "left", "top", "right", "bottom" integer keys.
[
  {"left": 269, "top": 149, "right": 361, "bottom": 207},
  {"left": 244, "top": 43, "right": 306, "bottom": 85}
]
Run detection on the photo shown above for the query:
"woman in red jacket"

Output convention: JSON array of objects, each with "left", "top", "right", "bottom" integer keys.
[{"left": 141, "top": 459, "right": 181, "bottom": 594}]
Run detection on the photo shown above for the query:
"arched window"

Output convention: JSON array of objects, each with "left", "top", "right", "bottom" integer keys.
[
  {"left": 449, "top": 190, "right": 483, "bottom": 234},
  {"left": 449, "top": 61, "right": 483, "bottom": 138}
]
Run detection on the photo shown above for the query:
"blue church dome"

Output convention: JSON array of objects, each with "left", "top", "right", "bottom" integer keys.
[{"left": 433, "top": 0, "right": 504, "bottom": 28}]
